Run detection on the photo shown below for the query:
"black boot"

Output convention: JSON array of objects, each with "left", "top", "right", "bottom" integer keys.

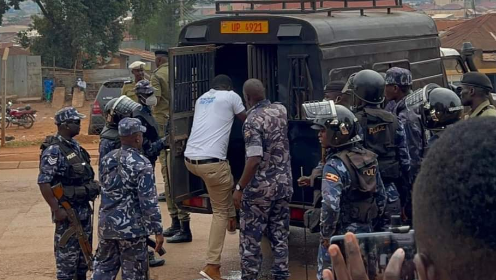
[
  {"left": 148, "top": 250, "right": 165, "bottom": 267},
  {"left": 166, "top": 220, "right": 192, "bottom": 243},
  {"left": 163, "top": 217, "right": 181, "bottom": 237}
]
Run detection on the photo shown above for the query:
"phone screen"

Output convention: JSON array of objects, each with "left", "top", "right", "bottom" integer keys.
[{"left": 330, "top": 230, "right": 416, "bottom": 280}]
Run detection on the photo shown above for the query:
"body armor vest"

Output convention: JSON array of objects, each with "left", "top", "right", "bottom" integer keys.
[
  {"left": 40, "top": 136, "right": 99, "bottom": 203},
  {"left": 334, "top": 147, "right": 379, "bottom": 224},
  {"left": 100, "top": 125, "right": 120, "bottom": 142},
  {"left": 356, "top": 107, "right": 400, "bottom": 180}
]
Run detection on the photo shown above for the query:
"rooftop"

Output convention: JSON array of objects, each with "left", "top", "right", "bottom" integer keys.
[
  {"left": 440, "top": 13, "right": 496, "bottom": 51},
  {"left": 119, "top": 48, "right": 155, "bottom": 62}
]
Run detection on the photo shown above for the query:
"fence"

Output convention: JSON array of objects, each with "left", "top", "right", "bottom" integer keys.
[{"left": 0, "top": 55, "right": 42, "bottom": 99}]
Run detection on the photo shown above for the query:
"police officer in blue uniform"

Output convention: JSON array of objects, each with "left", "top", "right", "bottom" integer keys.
[
  {"left": 351, "top": 69, "right": 411, "bottom": 231},
  {"left": 303, "top": 101, "right": 386, "bottom": 280},
  {"left": 38, "top": 107, "right": 99, "bottom": 280},
  {"left": 92, "top": 118, "right": 164, "bottom": 280}
]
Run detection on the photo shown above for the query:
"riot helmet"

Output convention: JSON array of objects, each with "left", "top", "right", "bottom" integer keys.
[
  {"left": 406, "top": 84, "right": 463, "bottom": 130},
  {"left": 103, "top": 96, "right": 142, "bottom": 126},
  {"left": 352, "top": 69, "right": 386, "bottom": 105},
  {"left": 135, "top": 79, "right": 156, "bottom": 106},
  {"left": 302, "top": 100, "right": 360, "bottom": 147}
]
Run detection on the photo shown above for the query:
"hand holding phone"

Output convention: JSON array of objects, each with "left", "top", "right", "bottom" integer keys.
[{"left": 324, "top": 232, "right": 415, "bottom": 280}]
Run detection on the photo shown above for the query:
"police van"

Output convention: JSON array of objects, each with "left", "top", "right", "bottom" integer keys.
[{"left": 167, "top": 0, "right": 452, "bottom": 228}]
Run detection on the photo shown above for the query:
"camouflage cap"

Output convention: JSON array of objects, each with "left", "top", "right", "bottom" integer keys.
[
  {"left": 118, "top": 117, "right": 147, "bottom": 137},
  {"left": 385, "top": 67, "right": 413, "bottom": 86},
  {"left": 54, "top": 107, "right": 86, "bottom": 125}
]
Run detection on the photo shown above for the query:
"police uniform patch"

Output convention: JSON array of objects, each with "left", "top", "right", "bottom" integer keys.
[
  {"left": 47, "top": 156, "right": 58, "bottom": 165},
  {"left": 325, "top": 172, "right": 339, "bottom": 182}
]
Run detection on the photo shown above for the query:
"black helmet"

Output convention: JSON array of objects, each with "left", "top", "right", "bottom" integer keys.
[
  {"left": 352, "top": 69, "right": 385, "bottom": 105},
  {"left": 302, "top": 100, "right": 360, "bottom": 147},
  {"left": 103, "top": 96, "right": 142, "bottom": 126},
  {"left": 406, "top": 84, "right": 463, "bottom": 130}
]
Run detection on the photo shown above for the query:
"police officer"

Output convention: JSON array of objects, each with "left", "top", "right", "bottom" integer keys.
[
  {"left": 151, "top": 50, "right": 170, "bottom": 201},
  {"left": 132, "top": 80, "right": 169, "bottom": 170},
  {"left": 121, "top": 61, "right": 146, "bottom": 103},
  {"left": 459, "top": 72, "right": 496, "bottom": 118},
  {"left": 38, "top": 107, "right": 99, "bottom": 280},
  {"left": 302, "top": 100, "right": 386, "bottom": 280},
  {"left": 235, "top": 79, "right": 293, "bottom": 280},
  {"left": 384, "top": 67, "right": 426, "bottom": 222},
  {"left": 405, "top": 84, "right": 464, "bottom": 148},
  {"left": 152, "top": 50, "right": 192, "bottom": 243},
  {"left": 99, "top": 96, "right": 141, "bottom": 172},
  {"left": 92, "top": 118, "right": 164, "bottom": 280},
  {"left": 351, "top": 69, "right": 410, "bottom": 231},
  {"left": 98, "top": 95, "right": 166, "bottom": 267}
]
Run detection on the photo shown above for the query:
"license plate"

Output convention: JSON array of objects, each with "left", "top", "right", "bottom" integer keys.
[{"left": 220, "top": 21, "right": 269, "bottom": 34}]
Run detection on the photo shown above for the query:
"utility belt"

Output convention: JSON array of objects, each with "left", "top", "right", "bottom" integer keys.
[
  {"left": 341, "top": 196, "right": 379, "bottom": 224},
  {"left": 61, "top": 181, "right": 100, "bottom": 204}
]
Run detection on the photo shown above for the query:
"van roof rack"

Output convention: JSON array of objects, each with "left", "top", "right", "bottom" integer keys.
[{"left": 215, "top": 0, "right": 403, "bottom": 16}]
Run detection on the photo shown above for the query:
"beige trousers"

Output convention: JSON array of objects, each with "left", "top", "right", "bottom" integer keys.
[{"left": 185, "top": 160, "right": 236, "bottom": 264}]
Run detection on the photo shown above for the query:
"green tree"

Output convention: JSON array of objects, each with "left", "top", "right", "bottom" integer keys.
[
  {"left": 8, "top": 0, "right": 154, "bottom": 69},
  {"left": 130, "top": 0, "right": 198, "bottom": 50}
]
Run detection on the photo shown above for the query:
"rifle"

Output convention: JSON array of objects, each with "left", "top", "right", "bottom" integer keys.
[{"left": 52, "top": 183, "right": 94, "bottom": 270}]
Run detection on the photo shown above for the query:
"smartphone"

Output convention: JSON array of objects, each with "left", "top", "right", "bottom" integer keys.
[{"left": 330, "top": 230, "right": 416, "bottom": 280}]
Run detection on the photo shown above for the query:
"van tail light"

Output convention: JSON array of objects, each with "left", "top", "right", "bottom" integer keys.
[
  {"left": 92, "top": 100, "right": 102, "bottom": 114},
  {"left": 182, "top": 197, "right": 208, "bottom": 208},
  {"left": 290, "top": 207, "right": 305, "bottom": 221}
]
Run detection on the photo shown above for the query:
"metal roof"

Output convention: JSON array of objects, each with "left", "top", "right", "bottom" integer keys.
[
  {"left": 287, "top": 11, "right": 437, "bottom": 45},
  {"left": 440, "top": 13, "right": 496, "bottom": 51}
]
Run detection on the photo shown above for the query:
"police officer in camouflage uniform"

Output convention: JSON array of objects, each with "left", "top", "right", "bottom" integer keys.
[
  {"left": 302, "top": 100, "right": 386, "bottom": 280},
  {"left": 121, "top": 61, "right": 146, "bottom": 103},
  {"left": 234, "top": 79, "right": 293, "bottom": 280},
  {"left": 351, "top": 69, "right": 410, "bottom": 231},
  {"left": 151, "top": 49, "right": 192, "bottom": 243},
  {"left": 99, "top": 95, "right": 166, "bottom": 267},
  {"left": 38, "top": 107, "right": 99, "bottom": 280},
  {"left": 92, "top": 118, "right": 164, "bottom": 280},
  {"left": 384, "top": 67, "right": 426, "bottom": 222}
]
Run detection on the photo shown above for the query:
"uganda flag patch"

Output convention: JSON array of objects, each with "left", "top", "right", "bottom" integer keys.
[{"left": 325, "top": 173, "right": 339, "bottom": 182}]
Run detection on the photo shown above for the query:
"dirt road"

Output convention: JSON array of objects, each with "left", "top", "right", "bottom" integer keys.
[
  {"left": 1, "top": 101, "right": 98, "bottom": 146},
  {"left": 0, "top": 166, "right": 319, "bottom": 280}
]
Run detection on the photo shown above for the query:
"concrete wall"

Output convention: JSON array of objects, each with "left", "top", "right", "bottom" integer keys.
[{"left": 0, "top": 55, "right": 42, "bottom": 98}]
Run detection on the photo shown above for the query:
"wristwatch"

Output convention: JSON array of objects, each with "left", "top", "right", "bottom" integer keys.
[{"left": 235, "top": 184, "right": 244, "bottom": 191}]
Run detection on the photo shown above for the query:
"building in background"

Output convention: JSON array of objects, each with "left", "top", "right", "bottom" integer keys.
[{"left": 441, "top": 13, "right": 496, "bottom": 89}]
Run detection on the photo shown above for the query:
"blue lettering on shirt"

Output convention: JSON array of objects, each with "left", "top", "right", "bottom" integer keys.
[{"left": 199, "top": 97, "right": 216, "bottom": 105}]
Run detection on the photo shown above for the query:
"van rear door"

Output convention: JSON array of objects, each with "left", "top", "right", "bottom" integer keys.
[{"left": 168, "top": 45, "right": 216, "bottom": 207}]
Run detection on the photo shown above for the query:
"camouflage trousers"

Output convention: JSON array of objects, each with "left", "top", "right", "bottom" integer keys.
[
  {"left": 158, "top": 121, "right": 190, "bottom": 222},
  {"left": 240, "top": 198, "right": 290, "bottom": 280},
  {"left": 317, "top": 223, "right": 372, "bottom": 280},
  {"left": 374, "top": 181, "right": 401, "bottom": 232},
  {"left": 92, "top": 237, "right": 149, "bottom": 280},
  {"left": 54, "top": 211, "right": 92, "bottom": 280}
]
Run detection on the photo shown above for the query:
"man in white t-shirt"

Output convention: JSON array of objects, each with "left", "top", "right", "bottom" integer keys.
[{"left": 184, "top": 74, "right": 247, "bottom": 280}]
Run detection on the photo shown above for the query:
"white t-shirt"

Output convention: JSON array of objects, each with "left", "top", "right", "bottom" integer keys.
[{"left": 184, "top": 89, "right": 245, "bottom": 160}]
